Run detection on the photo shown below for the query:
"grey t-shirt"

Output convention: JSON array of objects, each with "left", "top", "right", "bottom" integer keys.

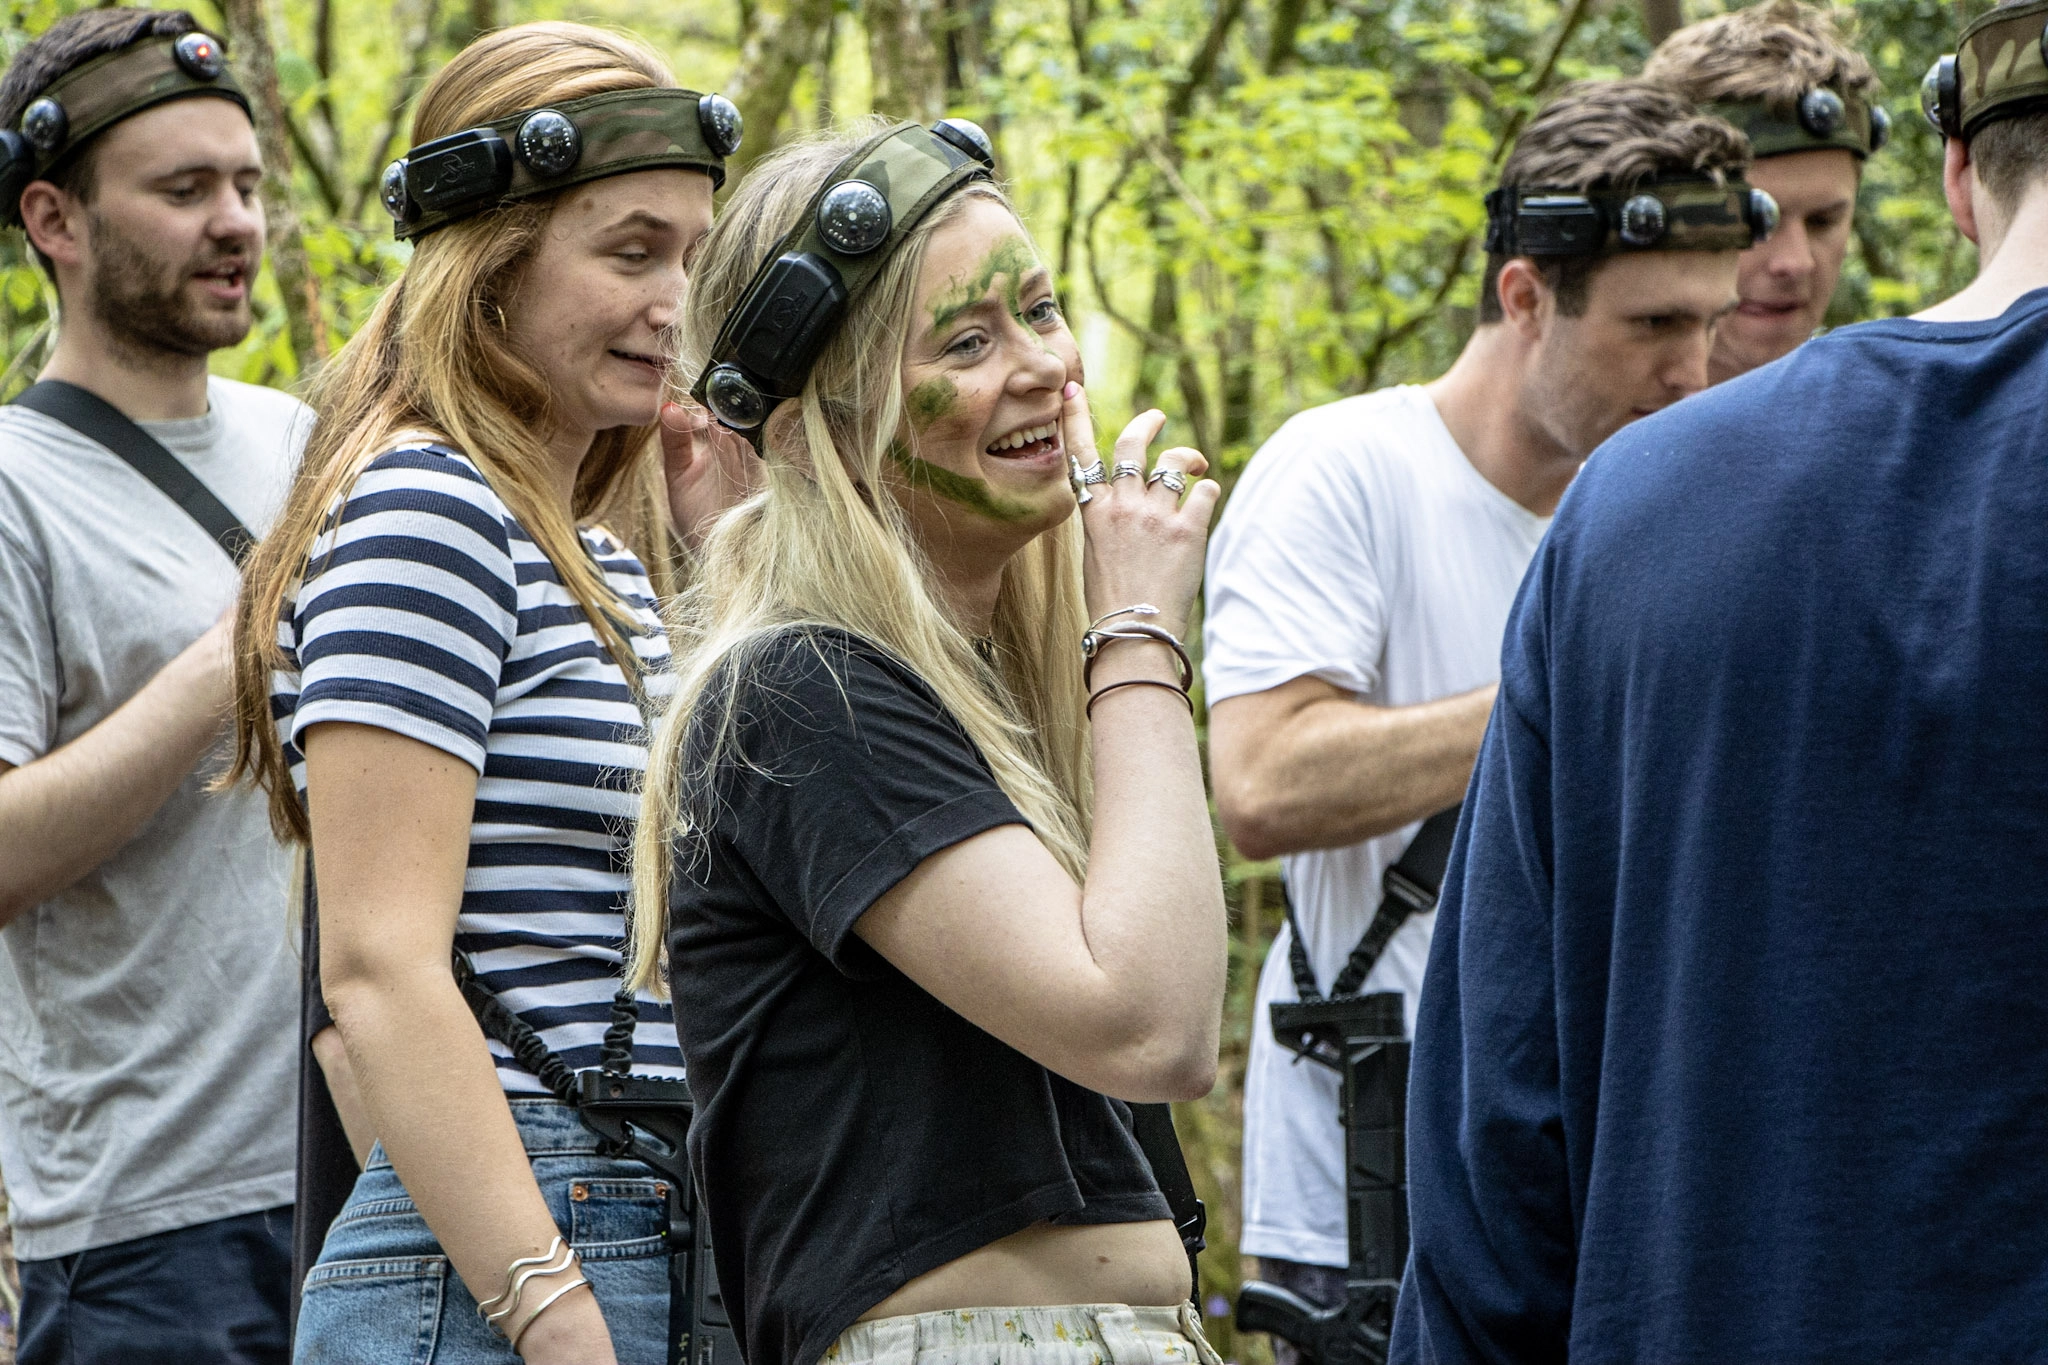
[{"left": 0, "top": 375, "right": 309, "bottom": 1259}]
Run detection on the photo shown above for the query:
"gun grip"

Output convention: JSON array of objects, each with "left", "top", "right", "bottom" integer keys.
[{"left": 1236, "top": 1281, "right": 1324, "bottom": 1353}]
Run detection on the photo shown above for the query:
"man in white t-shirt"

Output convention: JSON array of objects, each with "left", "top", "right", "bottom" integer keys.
[
  {"left": 1204, "top": 80, "right": 1764, "bottom": 1341},
  {"left": 0, "top": 12, "right": 309, "bottom": 1361}
]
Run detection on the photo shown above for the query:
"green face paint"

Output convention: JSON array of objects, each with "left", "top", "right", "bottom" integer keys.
[
  {"left": 888, "top": 441, "right": 1044, "bottom": 524},
  {"left": 906, "top": 377, "right": 958, "bottom": 431},
  {"left": 929, "top": 235, "right": 1043, "bottom": 335}
]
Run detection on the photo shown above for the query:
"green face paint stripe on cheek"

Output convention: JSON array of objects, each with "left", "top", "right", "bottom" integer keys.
[
  {"left": 888, "top": 442, "right": 1040, "bottom": 523},
  {"left": 929, "top": 235, "right": 1042, "bottom": 334},
  {"left": 906, "top": 377, "right": 957, "bottom": 430}
]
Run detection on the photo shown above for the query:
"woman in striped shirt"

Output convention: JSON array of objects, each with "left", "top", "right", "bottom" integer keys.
[{"left": 226, "top": 22, "right": 745, "bottom": 1364}]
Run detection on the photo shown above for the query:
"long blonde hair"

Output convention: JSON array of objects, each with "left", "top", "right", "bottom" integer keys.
[
  {"left": 626, "top": 122, "right": 1092, "bottom": 993},
  {"left": 227, "top": 21, "right": 683, "bottom": 842}
]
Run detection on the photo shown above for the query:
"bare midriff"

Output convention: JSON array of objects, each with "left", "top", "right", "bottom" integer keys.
[{"left": 858, "top": 1219, "right": 1189, "bottom": 1320}]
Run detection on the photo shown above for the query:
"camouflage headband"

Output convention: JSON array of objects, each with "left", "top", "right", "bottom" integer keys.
[
  {"left": 1485, "top": 177, "right": 1780, "bottom": 257},
  {"left": 1706, "top": 88, "right": 1891, "bottom": 160},
  {"left": 693, "top": 118, "right": 998, "bottom": 444},
  {"left": 1, "top": 32, "right": 249, "bottom": 227},
  {"left": 1922, "top": 0, "right": 2048, "bottom": 140},
  {"left": 381, "top": 86, "right": 742, "bottom": 241}
]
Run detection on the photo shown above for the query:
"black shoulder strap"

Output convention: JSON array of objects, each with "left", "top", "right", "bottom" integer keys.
[
  {"left": 1128, "top": 1100, "right": 1206, "bottom": 1295},
  {"left": 11, "top": 379, "right": 256, "bottom": 566},
  {"left": 1285, "top": 801, "right": 1463, "bottom": 1002}
]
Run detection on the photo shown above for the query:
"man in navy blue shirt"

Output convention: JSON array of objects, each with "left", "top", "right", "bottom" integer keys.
[{"left": 1392, "top": 2, "right": 2048, "bottom": 1360}]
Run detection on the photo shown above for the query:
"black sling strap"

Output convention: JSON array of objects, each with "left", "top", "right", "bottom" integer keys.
[
  {"left": 1128, "top": 1100, "right": 1208, "bottom": 1296},
  {"left": 1286, "top": 802, "right": 1462, "bottom": 1003},
  {"left": 11, "top": 379, "right": 256, "bottom": 565}
]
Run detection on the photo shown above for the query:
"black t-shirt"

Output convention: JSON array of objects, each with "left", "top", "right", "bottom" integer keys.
[{"left": 668, "top": 628, "right": 1171, "bottom": 1365}]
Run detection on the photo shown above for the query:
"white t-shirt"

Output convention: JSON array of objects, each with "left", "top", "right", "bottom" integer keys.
[
  {"left": 0, "top": 376, "right": 309, "bottom": 1259},
  {"left": 1202, "top": 384, "right": 1549, "bottom": 1266}
]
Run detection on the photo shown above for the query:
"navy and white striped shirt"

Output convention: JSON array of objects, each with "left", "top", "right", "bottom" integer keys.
[{"left": 275, "top": 443, "right": 684, "bottom": 1093}]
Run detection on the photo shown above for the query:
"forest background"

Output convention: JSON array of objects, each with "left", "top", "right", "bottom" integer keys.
[{"left": 0, "top": 0, "right": 1998, "bottom": 1356}]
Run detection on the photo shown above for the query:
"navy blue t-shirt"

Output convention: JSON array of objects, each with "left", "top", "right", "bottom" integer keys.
[{"left": 1393, "top": 289, "right": 2048, "bottom": 1364}]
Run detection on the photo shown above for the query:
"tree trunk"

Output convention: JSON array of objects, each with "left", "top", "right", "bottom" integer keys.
[
  {"left": 1641, "top": 0, "right": 1684, "bottom": 44},
  {"left": 864, "top": 0, "right": 946, "bottom": 122},
  {"left": 726, "top": 0, "right": 839, "bottom": 178},
  {"left": 220, "top": 0, "right": 326, "bottom": 373}
]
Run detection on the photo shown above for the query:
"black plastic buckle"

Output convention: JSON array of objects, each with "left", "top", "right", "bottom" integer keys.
[{"left": 1381, "top": 866, "right": 1438, "bottom": 917}]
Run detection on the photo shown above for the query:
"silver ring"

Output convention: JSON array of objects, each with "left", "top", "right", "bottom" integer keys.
[
  {"left": 1110, "top": 461, "right": 1145, "bottom": 482},
  {"left": 1146, "top": 468, "right": 1187, "bottom": 494},
  {"left": 1076, "top": 461, "right": 1108, "bottom": 486}
]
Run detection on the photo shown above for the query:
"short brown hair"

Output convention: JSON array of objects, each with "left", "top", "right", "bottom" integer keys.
[
  {"left": 1967, "top": 1, "right": 2048, "bottom": 211},
  {"left": 0, "top": 8, "right": 206, "bottom": 209},
  {"left": 1642, "top": 0, "right": 1880, "bottom": 113},
  {"left": 1479, "top": 80, "right": 1751, "bottom": 322}
]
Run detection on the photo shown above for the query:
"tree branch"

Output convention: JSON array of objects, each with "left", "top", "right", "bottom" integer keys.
[{"left": 345, "top": 0, "right": 443, "bottom": 223}]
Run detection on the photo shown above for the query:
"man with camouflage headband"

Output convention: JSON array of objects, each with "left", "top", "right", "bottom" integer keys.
[
  {"left": 0, "top": 10, "right": 307, "bottom": 1362},
  {"left": 1393, "top": 1, "right": 2048, "bottom": 1358},
  {"left": 1646, "top": 0, "right": 1890, "bottom": 383},
  {"left": 1205, "top": 80, "right": 1764, "bottom": 1356}
]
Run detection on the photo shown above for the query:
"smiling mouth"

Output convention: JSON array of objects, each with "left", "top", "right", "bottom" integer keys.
[
  {"left": 985, "top": 420, "right": 1061, "bottom": 460},
  {"left": 610, "top": 349, "right": 668, "bottom": 375}
]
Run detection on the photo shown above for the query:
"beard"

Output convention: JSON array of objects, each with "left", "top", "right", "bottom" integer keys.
[{"left": 85, "top": 209, "right": 255, "bottom": 362}]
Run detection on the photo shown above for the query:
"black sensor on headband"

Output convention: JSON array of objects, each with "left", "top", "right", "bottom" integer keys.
[
  {"left": 1484, "top": 177, "right": 1779, "bottom": 258},
  {"left": 691, "top": 118, "right": 998, "bottom": 449}
]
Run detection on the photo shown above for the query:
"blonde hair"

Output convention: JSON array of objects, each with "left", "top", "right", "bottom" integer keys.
[
  {"left": 626, "top": 121, "right": 1091, "bottom": 993},
  {"left": 1643, "top": 0, "right": 1881, "bottom": 112},
  {"left": 227, "top": 21, "right": 684, "bottom": 842}
]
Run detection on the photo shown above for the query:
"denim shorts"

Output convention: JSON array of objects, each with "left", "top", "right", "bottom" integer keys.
[{"left": 294, "top": 1100, "right": 670, "bottom": 1364}]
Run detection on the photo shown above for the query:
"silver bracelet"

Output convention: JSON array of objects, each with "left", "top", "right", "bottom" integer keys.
[
  {"left": 481, "top": 1238, "right": 578, "bottom": 1335},
  {"left": 507, "top": 1274, "right": 592, "bottom": 1350},
  {"left": 477, "top": 1236, "right": 566, "bottom": 1321},
  {"left": 1089, "top": 603, "right": 1160, "bottom": 631}
]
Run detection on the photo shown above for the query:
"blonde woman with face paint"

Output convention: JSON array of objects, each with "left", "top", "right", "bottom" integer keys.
[
  {"left": 627, "top": 118, "right": 1230, "bottom": 1365},
  {"left": 225, "top": 22, "right": 740, "bottom": 1364}
]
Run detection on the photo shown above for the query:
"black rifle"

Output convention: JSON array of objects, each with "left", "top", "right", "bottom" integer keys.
[
  {"left": 453, "top": 953, "right": 742, "bottom": 1365},
  {"left": 574, "top": 1072, "right": 742, "bottom": 1365},
  {"left": 1235, "top": 991, "right": 1409, "bottom": 1365}
]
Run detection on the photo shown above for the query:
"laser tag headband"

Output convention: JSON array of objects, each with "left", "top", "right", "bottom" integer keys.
[
  {"left": 379, "top": 86, "right": 742, "bottom": 241},
  {"left": 691, "top": 117, "right": 997, "bottom": 448},
  {"left": 1920, "top": 0, "right": 2048, "bottom": 141},
  {"left": 2, "top": 31, "right": 248, "bottom": 228},
  {"left": 1705, "top": 87, "right": 1891, "bottom": 160},
  {"left": 1483, "top": 176, "right": 1779, "bottom": 258}
]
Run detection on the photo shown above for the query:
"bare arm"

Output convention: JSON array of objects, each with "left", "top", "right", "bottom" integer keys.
[
  {"left": 0, "top": 614, "right": 235, "bottom": 928},
  {"left": 305, "top": 722, "right": 612, "bottom": 1363},
  {"left": 856, "top": 395, "right": 1228, "bottom": 1104},
  {"left": 1209, "top": 674, "right": 1496, "bottom": 861},
  {"left": 310, "top": 1024, "right": 375, "bottom": 1168}
]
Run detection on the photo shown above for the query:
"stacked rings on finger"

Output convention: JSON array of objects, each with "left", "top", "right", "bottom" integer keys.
[
  {"left": 1110, "top": 461, "right": 1145, "bottom": 481},
  {"left": 1147, "top": 468, "right": 1187, "bottom": 495}
]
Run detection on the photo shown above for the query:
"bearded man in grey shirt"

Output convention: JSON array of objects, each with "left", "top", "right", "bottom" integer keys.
[{"left": 0, "top": 10, "right": 309, "bottom": 1361}]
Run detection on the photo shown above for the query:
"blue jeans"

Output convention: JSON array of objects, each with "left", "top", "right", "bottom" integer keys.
[
  {"left": 17, "top": 1204, "right": 293, "bottom": 1364},
  {"left": 293, "top": 1100, "right": 670, "bottom": 1364}
]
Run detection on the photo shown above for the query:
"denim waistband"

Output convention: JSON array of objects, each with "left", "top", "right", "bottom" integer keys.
[{"left": 363, "top": 1099, "right": 603, "bottom": 1171}]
